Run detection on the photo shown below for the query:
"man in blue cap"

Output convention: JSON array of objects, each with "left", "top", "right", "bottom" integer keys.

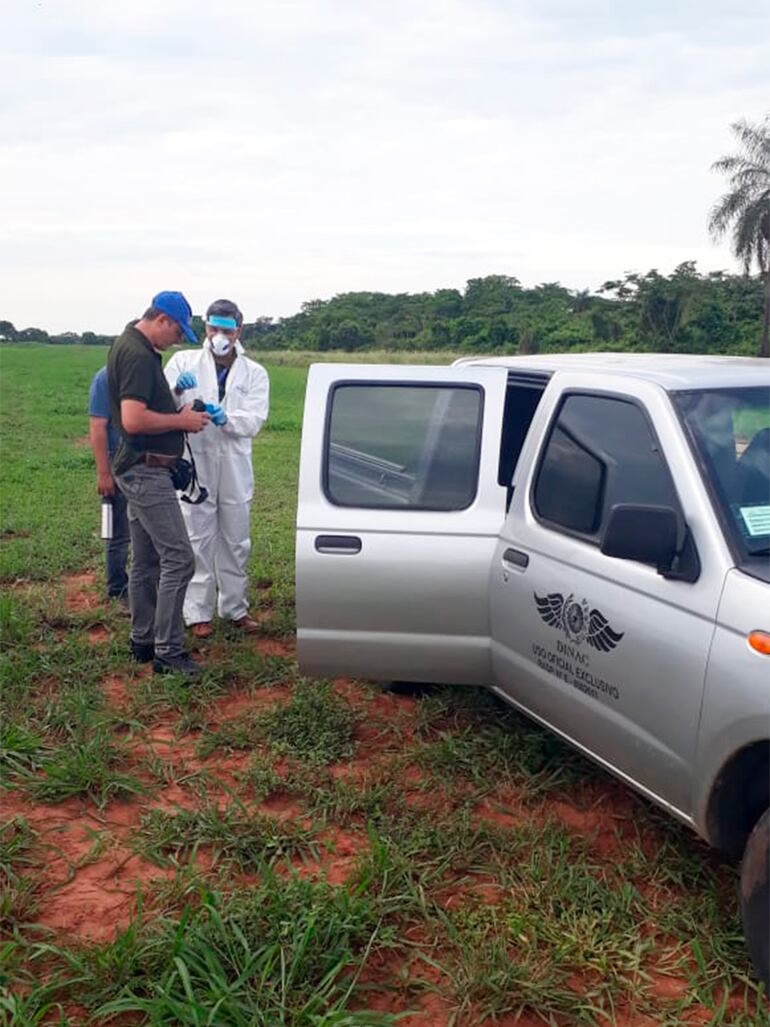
[{"left": 107, "top": 291, "right": 210, "bottom": 676}]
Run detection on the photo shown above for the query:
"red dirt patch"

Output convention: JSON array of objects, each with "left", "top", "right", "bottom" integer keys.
[
  {"left": 329, "top": 757, "right": 378, "bottom": 783},
  {"left": 37, "top": 848, "right": 176, "bottom": 942},
  {"left": 435, "top": 870, "right": 507, "bottom": 910},
  {"left": 473, "top": 795, "right": 527, "bottom": 830},
  {"left": 400, "top": 764, "right": 466, "bottom": 816},
  {"left": 547, "top": 798, "right": 624, "bottom": 858},
  {"left": 63, "top": 572, "right": 101, "bottom": 612},
  {"left": 368, "top": 690, "right": 419, "bottom": 717},
  {"left": 357, "top": 946, "right": 460, "bottom": 1026},
  {"left": 208, "top": 685, "right": 291, "bottom": 724},
  {"left": 358, "top": 991, "right": 460, "bottom": 1027},
  {"left": 647, "top": 973, "right": 690, "bottom": 1000},
  {"left": 257, "top": 794, "right": 307, "bottom": 822},
  {"left": 148, "top": 782, "right": 207, "bottom": 813},
  {"left": 294, "top": 826, "right": 366, "bottom": 885},
  {"left": 360, "top": 691, "right": 421, "bottom": 752},
  {"left": 604, "top": 1011, "right": 671, "bottom": 1027},
  {"left": 102, "top": 674, "right": 130, "bottom": 707},
  {"left": 197, "top": 751, "right": 258, "bottom": 791},
  {"left": 251, "top": 636, "right": 295, "bottom": 659},
  {"left": 87, "top": 623, "right": 110, "bottom": 644},
  {"left": 491, "top": 1015, "right": 556, "bottom": 1027},
  {"left": 0, "top": 789, "right": 178, "bottom": 942},
  {"left": 331, "top": 677, "right": 366, "bottom": 703},
  {"left": 139, "top": 725, "right": 200, "bottom": 763}
]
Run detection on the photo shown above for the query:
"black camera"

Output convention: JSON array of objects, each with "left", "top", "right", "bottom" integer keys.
[
  {"left": 177, "top": 400, "right": 209, "bottom": 504},
  {"left": 170, "top": 458, "right": 193, "bottom": 491}
]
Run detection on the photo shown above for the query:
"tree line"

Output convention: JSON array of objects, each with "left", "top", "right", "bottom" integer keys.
[{"left": 0, "top": 263, "right": 764, "bottom": 356}]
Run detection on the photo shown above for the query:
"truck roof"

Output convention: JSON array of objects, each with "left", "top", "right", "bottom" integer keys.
[{"left": 452, "top": 352, "right": 770, "bottom": 390}]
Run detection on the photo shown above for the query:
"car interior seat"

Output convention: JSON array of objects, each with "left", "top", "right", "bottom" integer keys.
[{"left": 737, "top": 427, "right": 770, "bottom": 505}]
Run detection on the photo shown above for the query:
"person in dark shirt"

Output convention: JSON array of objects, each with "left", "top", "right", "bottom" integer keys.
[
  {"left": 107, "top": 291, "right": 209, "bottom": 676},
  {"left": 88, "top": 366, "right": 129, "bottom": 606}
]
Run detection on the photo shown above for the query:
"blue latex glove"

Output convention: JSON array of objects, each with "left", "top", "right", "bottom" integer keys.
[
  {"left": 175, "top": 372, "right": 198, "bottom": 391},
  {"left": 204, "top": 402, "right": 228, "bottom": 426}
]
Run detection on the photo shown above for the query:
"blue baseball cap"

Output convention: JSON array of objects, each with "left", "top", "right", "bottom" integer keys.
[{"left": 152, "top": 291, "right": 198, "bottom": 344}]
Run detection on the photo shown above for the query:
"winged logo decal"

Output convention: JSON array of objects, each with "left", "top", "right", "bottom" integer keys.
[
  {"left": 534, "top": 592, "right": 624, "bottom": 651},
  {"left": 586, "top": 608, "right": 625, "bottom": 652},
  {"left": 534, "top": 592, "right": 565, "bottom": 629}
]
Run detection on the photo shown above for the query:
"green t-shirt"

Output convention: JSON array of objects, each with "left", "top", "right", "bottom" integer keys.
[{"left": 107, "top": 322, "right": 183, "bottom": 475}]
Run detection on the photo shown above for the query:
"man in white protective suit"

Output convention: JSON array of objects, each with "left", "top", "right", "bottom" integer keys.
[{"left": 164, "top": 298, "right": 269, "bottom": 639}]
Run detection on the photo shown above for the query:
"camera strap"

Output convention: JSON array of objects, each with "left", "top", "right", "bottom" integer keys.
[{"left": 180, "top": 437, "right": 209, "bottom": 506}]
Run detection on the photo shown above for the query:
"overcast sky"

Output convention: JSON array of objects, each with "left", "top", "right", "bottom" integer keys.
[{"left": 2, "top": 0, "right": 768, "bottom": 334}]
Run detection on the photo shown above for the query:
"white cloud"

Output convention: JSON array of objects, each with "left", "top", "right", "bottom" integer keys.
[{"left": 0, "top": 0, "right": 767, "bottom": 332}]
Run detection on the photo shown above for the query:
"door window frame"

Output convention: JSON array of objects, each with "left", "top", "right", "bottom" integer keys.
[{"left": 321, "top": 379, "right": 486, "bottom": 512}]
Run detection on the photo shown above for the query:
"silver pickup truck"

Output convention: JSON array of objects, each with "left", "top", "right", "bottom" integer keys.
[{"left": 295, "top": 353, "right": 770, "bottom": 986}]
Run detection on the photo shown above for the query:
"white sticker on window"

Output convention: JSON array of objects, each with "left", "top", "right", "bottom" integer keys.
[{"left": 740, "top": 505, "right": 770, "bottom": 536}]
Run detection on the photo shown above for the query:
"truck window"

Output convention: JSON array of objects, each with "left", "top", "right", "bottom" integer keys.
[
  {"left": 674, "top": 386, "right": 770, "bottom": 580},
  {"left": 324, "top": 383, "right": 483, "bottom": 510},
  {"left": 533, "top": 394, "right": 680, "bottom": 540},
  {"left": 498, "top": 380, "right": 546, "bottom": 492}
]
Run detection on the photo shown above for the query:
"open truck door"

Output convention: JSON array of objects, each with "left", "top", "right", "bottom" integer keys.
[{"left": 296, "top": 363, "right": 509, "bottom": 685}]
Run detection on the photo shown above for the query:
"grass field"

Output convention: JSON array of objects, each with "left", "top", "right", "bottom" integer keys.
[{"left": 0, "top": 345, "right": 767, "bottom": 1025}]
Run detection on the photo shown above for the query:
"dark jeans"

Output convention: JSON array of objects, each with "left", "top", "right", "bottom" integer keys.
[
  {"left": 116, "top": 465, "right": 195, "bottom": 659},
  {"left": 106, "top": 485, "right": 130, "bottom": 598}
]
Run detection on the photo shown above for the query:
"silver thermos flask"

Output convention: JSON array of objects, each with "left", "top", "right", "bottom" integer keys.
[{"left": 100, "top": 498, "right": 113, "bottom": 540}]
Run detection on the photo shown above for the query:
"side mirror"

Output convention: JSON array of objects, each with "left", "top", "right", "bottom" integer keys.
[{"left": 600, "top": 504, "right": 680, "bottom": 574}]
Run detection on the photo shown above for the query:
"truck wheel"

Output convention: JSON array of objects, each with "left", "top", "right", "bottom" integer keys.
[{"left": 741, "top": 808, "right": 769, "bottom": 991}]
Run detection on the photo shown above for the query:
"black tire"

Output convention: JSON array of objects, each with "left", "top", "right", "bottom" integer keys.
[{"left": 741, "top": 808, "right": 770, "bottom": 991}]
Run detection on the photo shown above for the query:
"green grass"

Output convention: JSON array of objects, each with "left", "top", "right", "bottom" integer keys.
[
  {"left": 0, "top": 722, "right": 47, "bottom": 777},
  {"left": 256, "top": 680, "right": 357, "bottom": 765},
  {"left": 247, "top": 348, "right": 461, "bottom": 367},
  {"left": 197, "top": 681, "right": 357, "bottom": 764},
  {"left": 24, "top": 727, "right": 146, "bottom": 807},
  {"left": 0, "top": 345, "right": 766, "bottom": 1025},
  {"left": 134, "top": 801, "right": 317, "bottom": 869},
  {"left": 32, "top": 876, "right": 398, "bottom": 1026},
  {"left": 0, "top": 817, "right": 39, "bottom": 928},
  {"left": 0, "top": 346, "right": 304, "bottom": 634}
]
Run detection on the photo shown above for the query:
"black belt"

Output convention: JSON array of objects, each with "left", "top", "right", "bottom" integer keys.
[{"left": 138, "top": 452, "right": 179, "bottom": 469}]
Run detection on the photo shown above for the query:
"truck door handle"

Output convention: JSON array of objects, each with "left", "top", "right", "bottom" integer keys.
[
  {"left": 314, "top": 534, "right": 362, "bottom": 555},
  {"left": 503, "top": 547, "right": 529, "bottom": 569}
]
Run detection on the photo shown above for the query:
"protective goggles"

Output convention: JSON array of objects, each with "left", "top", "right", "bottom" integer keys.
[{"left": 206, "top": 315, "right": 238, "bottom": 330}]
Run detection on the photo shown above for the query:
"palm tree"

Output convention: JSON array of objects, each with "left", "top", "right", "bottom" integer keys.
[{"left": 709, "top": 115, "right": 770, "bottom": 357}]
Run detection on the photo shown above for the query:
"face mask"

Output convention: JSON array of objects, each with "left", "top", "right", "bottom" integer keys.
[{"left": 210, "top": 332, "right": 233, "bottom": 356}]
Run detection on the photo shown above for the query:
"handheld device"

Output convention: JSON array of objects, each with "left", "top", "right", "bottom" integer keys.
[{"left": 100, "top": 497, "right": 113, "bottom": 540}]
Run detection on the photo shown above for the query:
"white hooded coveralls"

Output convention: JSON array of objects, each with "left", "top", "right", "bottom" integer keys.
[{"left": 164, "top": 341, "right": 269, "bottom": 625}]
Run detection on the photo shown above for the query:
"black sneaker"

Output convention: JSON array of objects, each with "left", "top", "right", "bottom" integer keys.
[
  {"left": 130, "top": 639, "right": 155, "bottom": 663},
  {"left": 152, "top": 653, "right": 202, "bottom": 677}
]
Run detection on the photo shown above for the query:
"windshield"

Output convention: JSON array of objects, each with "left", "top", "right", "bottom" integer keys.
[{"left": 674, "top": 386, "right": 770, "bottom": 574}]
